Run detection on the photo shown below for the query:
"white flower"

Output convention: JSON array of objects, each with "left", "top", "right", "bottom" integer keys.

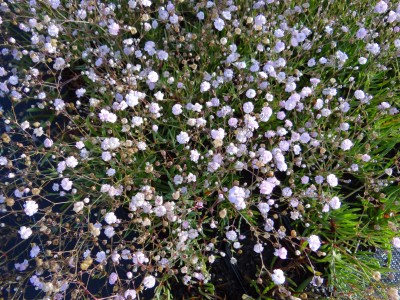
[
  {"left": 200, "top": 81, "right": 210, "bottom": 93},
  {"left": 19, "top": 226, "right": 33, "bottom": 239},
  {"left": 176, "top": 131, "right": 190, "bottom": 144},
  {"left": 326, "top": 174, "right": 338, "bottom": 187},
  {"left": 228, "top": 186, "right": 246, "bottom": 210},
  {"left": 65, "top": 156, "right": 78, "bottom": 168},
  {"left": 211, "top": 128, "right": 225, "bottom": 140},
  {"left": 214, "top": 17, "right": 225, "bottom": 31},
  {"left": 258, "top": 202, "right": 270, "bottom": 215},
  {"left": 73, "top": 201, "right": 84, "bottom": 213},
  {"left": 96, "top": 251, "right": 107, "bottom": 263},
  {"left": 24, "top": 200, "right": 38, "bottom": 216},
  {"left": 154, "top": 205, "right": 167, "bottom": 217},
  {"left": 104, "top": 212, "right": 118, "bottom": 224},
  {"left": 0, "top": 156, "right": 7, "bottom": 166},
  {"left": 172, "top": 104, "right": 183, "bottom": 115},
  {"left": 8, "top": 75, "right": 18, "bottom": 85},
  {"left": 308, "top": 235, "right": 321, "bottom": 252},
  {"left": 132, "top": 251, "right": 149, "bottom": 265},
  {"left": 190, "top": 149, "right": 200, "bottom": 162},
  {"left": 104, "top": 226, "right": 115, "bottom": 238},
  {"left": 253, "top": 243, "right": 264, "bottom": 253},
  {"left": 30, "top": 245, "right": 40, "bottom": 258},
  {"left": 329, "top": 196, "right": 341, "bottom": 210},
  {"left": 98, "top": 109, "right": 117, "bottom": 123},
  {"left": 76, "top": 88, "right": 86, "bottom": 98},
  {"left": 362, "top": 50, "right": 374, "bottom": 62},
  {"left": 54, "top": 98, "right": 65, "bottom": 111},
  {"left": 271, "top": 269, "right": 285, "bottom": 285},
  {"left": 102, "top": 151, "right": 112, "bottom": 161},
  {"left": 245, "top": 89, "right": 256, "bottom": 99},
  {"left": 48, "top": 24, "right": 59, "bottom": 37},
  {"left": 259, "top": 180, "right": 275, "bottom": 195},
  {"left": 148, "top": 71, "right": 159, "bottom": 83},
  {"left": 124, "top": 289, "right": 137, "bottom": 299},
  {"left": 340, "top": 139, "right": 353, "bottom": 151},
  {"left": 143, "top": 275, "right": 156, "bottom": 289},
  {"left": 243, "top": 102, "right": 254, "bottom": 113}
]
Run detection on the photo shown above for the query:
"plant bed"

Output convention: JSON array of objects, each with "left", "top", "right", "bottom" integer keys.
[{"left": 1, "top": 0, "right": 400, "bottom": 299}]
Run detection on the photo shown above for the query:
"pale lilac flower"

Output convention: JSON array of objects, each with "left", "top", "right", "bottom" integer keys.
[
  {"left": 243, "top": 102, "right": 254, "bottom": 113},
  {"left": 308, "top": 235, "right": 321, "bottom": 251},
  {"left": 98, "top": 109, "right": 117, "bottom": 123},
  {"left": 393, "top": 237, "right": 400, "bottom": 248},
  {"left": 197, "top": 11, "right": 205, "bottom": 20},
  {"left": 44, "top": 138, "right": 53, "bottom": 148},
  {"left": 15, "top": 259, "right": 29, "bottom": 271},
  {"left": 30, "top": 245, "right": 40, "bottom": 258},
  {"left": 341, "top": 139, "right": 353, "bottom": 151},
  {"left": 274, "top": 247, "right": 287, "bottom": 259},
  {"left": 109, "top": 272, "right": 118, "bottom": 285},
  {"left": 108, "top": 22, "right": 120, "bottom": 35},
  {"left": 253, "top": 243, "right": 264, "bottom": 253},
  {"left": 172, "top": 104, "right": 183, "bottom": 115},
  {"left": 214, "top": 18, "right": 225, "bottom": 31},
  {"left": 54, "top": 98, "right": 65, "bottom": 111},
  {"left": 61, "top": 178, "right": 73, "bottom": 191},
  {"left": 226, "top": 230, "right": 237, "bottom": 241},
  {"left": 274, "top": 41, "right": 285, "bottom": 53},
  {"left": 96, "top": 251, "right": 107, "bottom": 263},
  {"left": 257, "top": 202, "right": 270, "bottom": 215},
  {"left": 362, "top": 154, "right": 371, "bottom": 162},
  {"left": 375, "top": 1, "right": 388, "bottom": 13}
]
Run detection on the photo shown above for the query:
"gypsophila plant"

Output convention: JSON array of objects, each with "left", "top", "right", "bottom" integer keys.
[{"left": 0, "top": 0, "right": 400, "bottom": 299}]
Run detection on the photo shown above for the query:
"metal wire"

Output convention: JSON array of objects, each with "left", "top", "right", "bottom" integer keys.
[{"left": 375, "top": 248, "right": 400, "bottom": 286}]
